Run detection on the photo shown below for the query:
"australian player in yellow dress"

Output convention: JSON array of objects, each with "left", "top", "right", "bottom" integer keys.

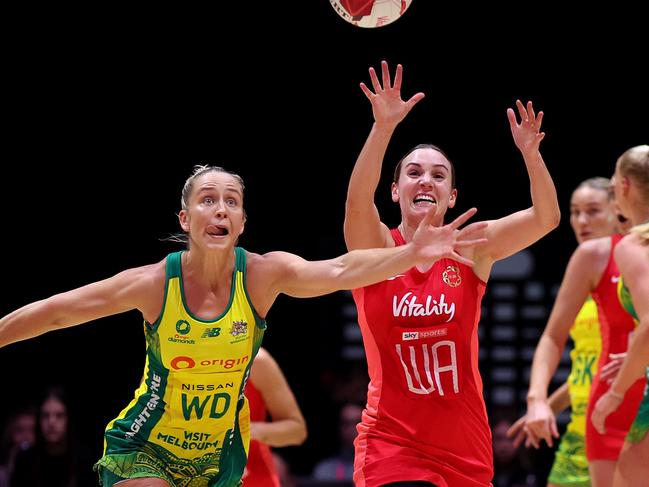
[{"left": 0, "top": 165, "right": 487, "bottom": 486}]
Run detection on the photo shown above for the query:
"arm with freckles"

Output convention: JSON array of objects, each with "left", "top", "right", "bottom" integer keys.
[
  {"left": 263, "top": 207, "right": 486, "bottom": 300},
  {"left": 0, "top": 263, "right": 162, "bottom": 348},
  {"left": 524, "top": 243, "right": 600, "bottom": 447},
  {"left": 345, "top": 60, "right": 425, "bottom": 251},
  {"left": 474, "top": 101, "right": 560, "bottom": 272},
  {"left": 248, "top": 348, "right": 307, "bottom": 447},
  {"left": 592, "top": 235, "right": 649, "bottom": 434}
]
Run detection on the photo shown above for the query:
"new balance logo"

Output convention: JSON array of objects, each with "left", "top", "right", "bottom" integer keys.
[{"left": 201, "top": 328, "right": 221, "bottom": 338}]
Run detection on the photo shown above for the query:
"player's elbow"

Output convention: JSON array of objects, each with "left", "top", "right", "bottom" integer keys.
[
  {"left": 291, "top": 419, "right": 308, "bottom": 445},
  {"left": 539, "top": 206, "right": 561, "bottom": 234},
  {"left": 548, "top": 207, "right": 561, "bottom": 230}
]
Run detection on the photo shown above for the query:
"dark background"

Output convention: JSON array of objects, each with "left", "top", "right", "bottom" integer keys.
[{"left": 2, "top": 1, "right": 647, "bottom": 482}]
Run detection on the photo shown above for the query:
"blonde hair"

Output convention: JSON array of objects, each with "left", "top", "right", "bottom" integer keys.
[
  {"left": 575, "top": 176, "right": 611, "bottom": 196},
  {"left": 181, "top": 165, "right": 245, "bottom": 211},
  {"left": 616, "top": 145, "right": 649, "bottom": 205},
  {"left": 630, "top": 221, "right": 649, "bottom": 244}
]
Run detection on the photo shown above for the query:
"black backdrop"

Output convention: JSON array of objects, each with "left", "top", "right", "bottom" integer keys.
[{"left": 2, "top": 1, "right": 648, "bottom": 480}]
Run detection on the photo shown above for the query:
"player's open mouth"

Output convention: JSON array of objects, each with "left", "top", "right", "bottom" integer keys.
[
  {"left": 413, "top": 194, "right": 436, "bottom": 206},
  {"left": 207, "top": 225, "right": 229, "bottom": 236}
]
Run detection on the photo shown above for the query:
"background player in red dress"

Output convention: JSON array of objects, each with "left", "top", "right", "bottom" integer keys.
[{"left": 242, "top": 347, "right": 306, "bottom": 487}]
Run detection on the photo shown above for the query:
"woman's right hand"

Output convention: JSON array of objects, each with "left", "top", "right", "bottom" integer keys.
[
  {"left": 507, "top": 99, "right": 545, "bottom": 157},
  {"left": 525, "top": 397, "right": 559, "bottom": 448},
  {"left": 411, "top": 206, "right": 487, "bottom": 267},
  {"left": 360, "top": 60, "right": 425, "bottom": 127}
]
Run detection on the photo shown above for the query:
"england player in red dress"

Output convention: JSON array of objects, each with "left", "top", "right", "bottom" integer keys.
[{"left": 345, "top": 61, "right": 560, "bottom": 486}]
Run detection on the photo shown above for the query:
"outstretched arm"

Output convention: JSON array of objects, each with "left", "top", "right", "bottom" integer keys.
[
  {"left": 474, "top": 101, "right": 560, "bottom": 273},
  {"left": 592, "top": 235, "right": 649, "bottom": 434},
  {"left": 0, "top": 264, "right": 158, "bottom": 348},
  {"left": 248, "top": 348, "right": 307, "bottom": 447},
  {"left": 256, "top": 206, "right": 486, "bottom": 305},
  {"left": 345, "top": 60, "right": 425, "bottom": 251}
]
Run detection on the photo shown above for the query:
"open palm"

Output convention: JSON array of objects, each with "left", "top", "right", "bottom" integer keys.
[
  {"left": 360, "top": 60, "right": 425, "bottom": 126},
  {"left": 507, "top": 99, "right": 545, "bottom": 155}
]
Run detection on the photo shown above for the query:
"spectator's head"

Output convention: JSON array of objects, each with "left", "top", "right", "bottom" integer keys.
[
  {"left": 489, "top": 407, "right": 535, "bottom": 471},
  {"left": 0, "top": 406, "right": 36, "bottom": 462},
  {"left": 38, "top": 387, "right": 70, "bottom": 446},
  {"left": 492, "top": 418, "right": 517, "bottom": 464},
  {"left": 272, "top": 451, "right": 296, "bottom": 487}
]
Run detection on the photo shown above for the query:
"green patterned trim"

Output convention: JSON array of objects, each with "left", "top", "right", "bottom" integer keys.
[
  {"left": 627, "top": 378, "right": 649, "bottom": 444},
  {"left": 147, "top": 252, "right": 177, "bottom": 332},
  {"left": 104, "top": 363, "right": 169, "bottom": 453},
  {"left": 96, "top": 441, "right": 234, "bottom": 487},
  {"left": 547, "top": 431, "right": 591, "bottom": 486}
]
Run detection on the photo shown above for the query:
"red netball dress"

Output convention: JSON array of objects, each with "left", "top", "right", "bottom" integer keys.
[
  {"left": 586, "top": 234, "right": 645, "bottom": 460},
  {"left": 241, "top": 381, "right": 279, "bottom": 487},
  {"left": 352, "top": 228, "right": 493, "bottom": 487}
]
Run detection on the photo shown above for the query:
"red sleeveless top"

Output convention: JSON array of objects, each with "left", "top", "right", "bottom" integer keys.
[
  {"left": 352, "top": 228, "right": 493, "bottom": 487},
  {"left": 586, "top": 234, "right": 644, "bottom": 460},
  {"left": 242, "top": 381, "right": 279, "bottom": 487}
]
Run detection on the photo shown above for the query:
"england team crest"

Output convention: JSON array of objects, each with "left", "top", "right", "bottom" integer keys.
[{"left": 442, "top": 265, "right": 461, "bottom": 287}]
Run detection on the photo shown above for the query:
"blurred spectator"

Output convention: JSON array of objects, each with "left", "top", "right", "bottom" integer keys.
[
  {"left": 273, "top": 451, "right": 298, "bottom": 487},
  {"left": 492, "top": 410, "right": 538, "bottom": 487},
  {"left": 0, "top": 406, "right": 36, "bottom": 487},
  {"left": 11, "top": 386, "right": 95, "bottom": 487},
  {"left": 312, "top": 402, "right": 362, "bottom": 482},
  {"left": 326, "top": 362, "right": 369, "bottom": 406}
]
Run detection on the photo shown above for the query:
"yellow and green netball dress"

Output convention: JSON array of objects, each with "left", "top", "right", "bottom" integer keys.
[
  {"left": 95, "top": 249, "right": 265, "bottom": 487},
  {"left": 618, "top": 278, "right": 649, "bottom": 444},
  {"left": 548, "top": 296, "right": 600, "bottom": 487}
]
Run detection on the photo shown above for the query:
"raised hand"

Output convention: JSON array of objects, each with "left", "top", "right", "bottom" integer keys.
[
  {"left": 507, "top": 100, "right": 545, "bottom": 156},
  {"left": 360, "top": 60, "right": 425, "bottom": 127},
  {"left": 411, "top": 206, "right": 487, "bottom": 267}
]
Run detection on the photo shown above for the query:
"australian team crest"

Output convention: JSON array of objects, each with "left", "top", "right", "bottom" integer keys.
[
  {"left": 175, "top": 319, "right": 191, "bottom": 335},
  {"left": 230, "top": 320, "right": 248, "bottom": 337},
  {"left": 442, "top": 265, "right": 461, "bottom": 287}
]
